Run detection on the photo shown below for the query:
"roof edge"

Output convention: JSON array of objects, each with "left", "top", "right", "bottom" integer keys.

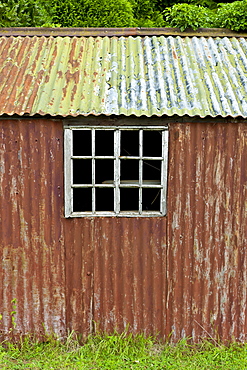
[{"left": 0, "top": 27, "right": 247, "bottom": 37}]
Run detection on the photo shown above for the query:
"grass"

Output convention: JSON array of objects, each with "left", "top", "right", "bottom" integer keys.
[{"left": 0, "top": 332, "right": 247, "bottom": 369}]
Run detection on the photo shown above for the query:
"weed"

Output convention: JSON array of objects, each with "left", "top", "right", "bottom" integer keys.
[{"left": 0, "top": 334, "right": 247, "bottom": 369}]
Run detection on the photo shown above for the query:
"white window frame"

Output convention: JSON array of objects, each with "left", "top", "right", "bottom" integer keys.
[{"left": 64, "top": 125, "right": 168, "bottom": 217}]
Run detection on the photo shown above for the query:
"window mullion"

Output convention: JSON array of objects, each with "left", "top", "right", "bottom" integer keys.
[
  {"left": 64, "top": 128, "right": 73, "bottom": 217},
  {"left": 115, "top": 130, "right": 120, "bottom": 214},
  {"left": 139, "top": 130, "right": 143, "bottom": 215},
  {"left": 92, "top": 129, "right": 96, "bottom": 214},
  {"left": 161, "top": 129, "right": 169, "bottom": 215}
]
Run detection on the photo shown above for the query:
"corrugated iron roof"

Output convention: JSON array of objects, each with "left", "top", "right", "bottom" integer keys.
[{"left": 0, "top": 31, "right": 247, "bottom": 118}]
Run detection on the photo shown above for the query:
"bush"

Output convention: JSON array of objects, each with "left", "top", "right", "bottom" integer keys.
[
  {"left": 0, "top": 0, "right": 52, "bottom": 27},
  {"left": 215, "top": 0, "right": 247, "bottom": 31},
  {"left": 131, "top": 0, "right": 165, "bottom": 27},
  {"left": 52, "top": 0, "right": 136, "bottom": 27},
  {"left": 163, "top": 0, "right": 247, "bottom": 31},
  {"left": 163, "top": 3, "right": 216, "bottom": 30}
]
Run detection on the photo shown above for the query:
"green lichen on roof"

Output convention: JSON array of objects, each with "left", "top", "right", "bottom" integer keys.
[{"left": 0, "top": 28, "right": 247, "bottom": 118}]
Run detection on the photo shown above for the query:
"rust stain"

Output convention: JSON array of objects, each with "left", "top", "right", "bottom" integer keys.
[
  {"left": 0, "top": 34, "right": 247, "bottom": 118},
  {"left": 71, "top": 85, "right": 78, "bottom": 103},
  {"left": 0, "top": 118, "right": 247, "bottom": 343},
  {"left": 68, "top": 46, "right": 81, "bottom": 70},
  {"left": 0, "top": 119, "right": 66, "bottom": 341},
  {"left": 166, "top": 121, "right": 247, "bottom": 342}
]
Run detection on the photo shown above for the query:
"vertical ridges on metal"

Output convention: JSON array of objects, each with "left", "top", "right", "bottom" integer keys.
[
  {"left": 0, "top": 35, "right": 247, "bottom": 117},
  {"left": 0, "top": 119, "right": 66, "bottom": 339},
  {"left": 166, "top": 121, "right": 247, "bottom": 341}
]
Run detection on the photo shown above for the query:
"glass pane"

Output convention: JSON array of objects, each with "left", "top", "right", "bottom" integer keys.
[
  {"left": 73, "top": 188, "right": 92, "bottom": 212},
  {"left": 143, "top": 160, "right": 161, "bottom": 183},
  {"left": 143, "top": 130, "right": 162, "bottom": 157},
  {"left": 73, "top": 130, "right": 91, "bottom": 156},
  {"left": 142, "top": 188, "right": 161, "bottom": 211},
  {"left": 120, "top": 188, "right": 139, "bottom": 211},
  {"left": 73, "top": 159, "right": 92, "bottom": 184},
  {"left": 121, "top": 130, "right": 139, "bottom": 156},
  {"left": 95, "top": 130, "right": 114, "bottom": 156},
  {"left": 96, "top": 188, "right": 114, "bottom": 211},
  {"left": 95, "top": 159, "right": 114, "bottom": 184},
  {"left": 120, "top": 159, "right": 139, "bottom": 183}
]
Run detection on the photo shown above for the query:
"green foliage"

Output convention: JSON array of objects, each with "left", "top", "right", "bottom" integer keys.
[
  {"left": 131, "top": 0, "right": 165, "bottom": 27},
  {"left": 0, "top": 334, "right": 247, "bottom": 369},
  {"left": 164, "top": 3, "right": 215, "bottom": 30},
  {"left": 49, "top": 0, "right": 80, "bottom": 28},
  {"left": 0, "top": 0, "right": 52, "bottom": 27},
  {"left": 215, "top": 0, "right": 247, "bottom": 30},
  {"left": 84, "top": 0, "right": 136, "bottom": 27},
  {"left": 155, "top": 0, "right": 190, "bottom": 12},
  {"left": 163, "top": 0, "right": 247, "bottom": 31},
  {"left": 52, "top": 0, "right": 165, "bottom": 28},
  {"left": 52, "top": 0, "right": 136, "bottom": 27},
  {"left": 0, "top": 0, "right": 246, "bottom": 31},
  {"left": 189, "top": 0, "right": 218, "bottom": 9}
]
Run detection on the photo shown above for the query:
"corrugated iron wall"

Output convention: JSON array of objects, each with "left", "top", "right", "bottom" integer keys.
[
  {"left": 0, "top": 119, "right": 66, "bottom": 339},
  {"left": 167, "top": 121, "right": 247, "bottom": 342},
  {"left": 64, "top": 217, "right": 167, "bottom": 337},
  {"left": 0, "top": 118, "right": 247, "bottom": 342}
]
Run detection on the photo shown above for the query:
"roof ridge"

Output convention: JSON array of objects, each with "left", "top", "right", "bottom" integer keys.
[{"left": 0, "top": 27, "right": 247, "bottom": 38}]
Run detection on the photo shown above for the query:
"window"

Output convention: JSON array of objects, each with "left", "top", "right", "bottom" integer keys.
[{"left": 64, "top": 125, "right": 168, "bottom": 217}]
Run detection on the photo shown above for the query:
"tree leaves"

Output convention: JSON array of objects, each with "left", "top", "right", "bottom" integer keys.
[
  {"left": 0, "top": 0, "right": 246, "bottom": 31},
  {"left": 215, "top": 0, "right": 247, "bottom": 30},
  {"left": 0, "top": 0, "right": 52, "bottom": 27},
  {"left": 163, "top": 3, "right": 215, "bottom": 30},
  {"left": 163, "top": 0, "right": 247, "bottom": 30}
]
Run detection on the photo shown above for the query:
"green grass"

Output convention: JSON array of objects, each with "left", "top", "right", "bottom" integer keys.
[{"left": 0, "top": 332, "right": 247, "bottom": 369}]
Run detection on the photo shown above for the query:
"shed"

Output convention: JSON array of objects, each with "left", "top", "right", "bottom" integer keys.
[{"left": 0, "top": 27, "right": 247, "bottom": 342}]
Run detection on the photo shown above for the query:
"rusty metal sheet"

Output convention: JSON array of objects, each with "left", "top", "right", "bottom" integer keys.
[
  {"left": 64, "top": 218, "right": 94, "bottom": 336},
  {"left": 64, "top": 217, "right": 167, "bottom": 337},
  {"left": 65, "top": 119, "right": 247, "bottom": 342},
  {"left": 92, "top": 217, "right": 167, "bottom": 335},
  {"left": 0, "top": 118, "right": 66, "bottom": 340},
  {"left": 0, "top": 34, "right": 247, "bottom": 118},
  {"left": 1, "top": 117, "right": 247, "bottom": 343},
  {"left": 0, "top": 117, "right": 168, "bottom": 340},
  {"left": 166, "top": 121, "right": 247, "bottom": 342}
]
